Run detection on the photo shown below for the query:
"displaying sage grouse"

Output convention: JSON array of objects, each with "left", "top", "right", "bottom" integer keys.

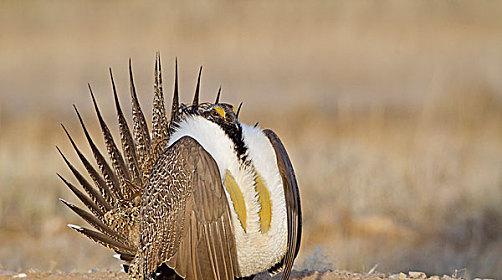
[{"left": 57, "top": 54, "right": 301, "bottom": 280}]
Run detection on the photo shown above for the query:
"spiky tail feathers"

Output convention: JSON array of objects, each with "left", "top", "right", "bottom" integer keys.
[
  {"left": 58, "top": 54, "right": 216, "bottom": 271},
  {"left": 58, "top": 54, "right": 169, "bottom": 265}
]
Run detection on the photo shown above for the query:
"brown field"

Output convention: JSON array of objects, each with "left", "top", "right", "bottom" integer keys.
[{"left": 0, "top": 1, "right": 501, "bottom": 279}]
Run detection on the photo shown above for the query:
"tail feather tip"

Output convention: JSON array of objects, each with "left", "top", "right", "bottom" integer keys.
[{"left": 67, "top": 224, "right": 83, "bottom": 231}]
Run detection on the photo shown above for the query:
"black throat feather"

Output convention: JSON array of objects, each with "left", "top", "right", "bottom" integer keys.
[{"left": 219, "top": 121, "right": 248, "bottom": 163}]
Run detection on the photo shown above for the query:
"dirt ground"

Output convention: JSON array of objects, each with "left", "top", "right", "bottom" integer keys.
[{"left": 0, "top": 270, "right": 462, "bottom": 280}]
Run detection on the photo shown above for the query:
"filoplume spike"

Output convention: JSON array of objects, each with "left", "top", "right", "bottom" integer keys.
[
  {"left": 192, "top": 66, "right": 203, "bottom": 107},
  {"left": 236, "top": 102, "right": 243, "bottom": 119},
  {"left": 215, "top": 86, "right": 221, "bottom": 103}
]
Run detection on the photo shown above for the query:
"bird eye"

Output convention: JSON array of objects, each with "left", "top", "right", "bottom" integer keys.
[{"left": 213, "top": 106, "right": 226, "bottom": 119}]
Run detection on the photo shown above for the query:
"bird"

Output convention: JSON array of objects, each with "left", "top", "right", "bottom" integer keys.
[{"left": 57, "top": 53, "right": 302, "bottom": 280}]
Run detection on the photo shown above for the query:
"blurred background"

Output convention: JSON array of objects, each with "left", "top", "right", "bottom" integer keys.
[{"left": 0, "top": 1, "right": 501, "bottom": 279}]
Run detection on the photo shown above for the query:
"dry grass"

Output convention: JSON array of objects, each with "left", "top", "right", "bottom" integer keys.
[{"left": 0, "top": 1, "right": 501, "bottom": 279}]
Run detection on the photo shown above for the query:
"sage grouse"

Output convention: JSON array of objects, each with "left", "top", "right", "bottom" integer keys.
[{"left": 57, "top": 54, "right": 301, "bottom": 280}]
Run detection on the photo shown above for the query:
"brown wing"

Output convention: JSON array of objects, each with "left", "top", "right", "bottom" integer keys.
[
  {"left": 263, "top": 129, "right": 302, "bottom": 280},
  {"left": 137, "top": 136, "right": 240, "bottom": 280}
]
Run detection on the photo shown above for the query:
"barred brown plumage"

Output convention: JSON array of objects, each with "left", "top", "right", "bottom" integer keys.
[{"left": 58, "top": 54, "right": 301, "bottom": 280}]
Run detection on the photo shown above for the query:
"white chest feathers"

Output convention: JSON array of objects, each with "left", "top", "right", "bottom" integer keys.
[{"left": 168, "top": 116, "right": 288, "bottom": 277}]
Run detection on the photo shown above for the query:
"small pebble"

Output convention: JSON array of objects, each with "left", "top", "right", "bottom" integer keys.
[{"left": 409, "top": 271, "right": 426, "bottom": 279}]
